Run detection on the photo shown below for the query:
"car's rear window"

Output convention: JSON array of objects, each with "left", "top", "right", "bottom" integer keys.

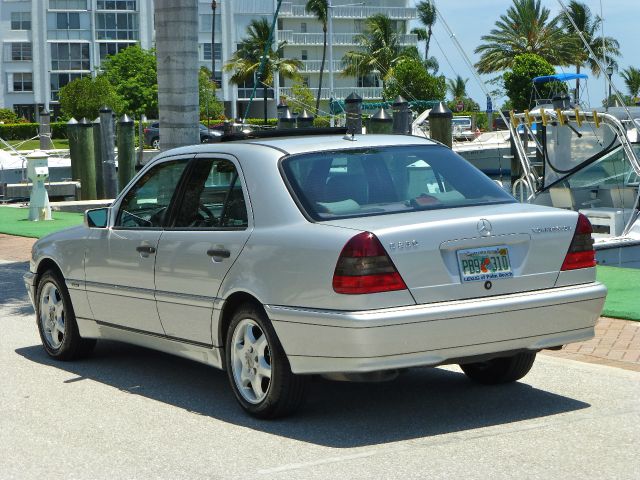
[{"left": 281, "top": 144, "right": 515, "bottom": 220}]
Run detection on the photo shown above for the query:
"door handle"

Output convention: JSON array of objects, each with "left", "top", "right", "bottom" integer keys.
[
  {"left": 136, "top": 245, "right": 156, "bottom": 254},
  {"left": 207, "top": 248, "right": 230, "bottom": 258}
]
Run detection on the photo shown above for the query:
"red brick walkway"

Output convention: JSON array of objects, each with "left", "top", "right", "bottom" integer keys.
[
  {"left": 542, "top": 317, "right": 640, "bottom": 372},
  {"left": 2, "top": 234, "right": 639, "bottom": 371}
]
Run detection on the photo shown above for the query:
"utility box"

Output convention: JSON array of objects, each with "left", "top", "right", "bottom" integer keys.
[{"left": 26, "top": 150, "right": 52, "bottom": 221}]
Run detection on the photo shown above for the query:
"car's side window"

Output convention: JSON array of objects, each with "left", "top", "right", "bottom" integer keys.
[
  {"left": 173, "top": 158, "right": 248, "bottom": 229},
  {"left": 116, "top": 160, "right": 188, "bottom": 228}
]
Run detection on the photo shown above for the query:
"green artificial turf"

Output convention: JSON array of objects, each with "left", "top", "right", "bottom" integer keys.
[
  {"left": 0, "top": 206, "right": 83, "bottom": 238},
  {"left": 596, "top": 265, "right": 640, "bottom": 321}
]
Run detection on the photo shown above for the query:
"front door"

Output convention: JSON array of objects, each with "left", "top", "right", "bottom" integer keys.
[
  {"left": 84, "top": 158, "right": 190, "bottom": 333},
  {"left": 154, "top": 155, "right": 253, "bottom": 345}
]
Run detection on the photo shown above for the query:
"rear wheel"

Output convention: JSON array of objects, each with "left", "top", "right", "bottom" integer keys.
[
  {"left": 460, "top": 352, "right": 536, "bottom": 385},
  {"left": 151, "top": 137, "right": 160, "bottom": 149},
  {"left": 225, "top": 304, "right": 306, "bottom": 418},
  {"left": 36, "top": 271, "right": 96, "bottom": 360}
]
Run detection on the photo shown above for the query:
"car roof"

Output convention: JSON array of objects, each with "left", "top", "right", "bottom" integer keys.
[
  {"left": 149, "top": 134, "right": 439, "bottom": 164},
  {"left": 236, "top": 134, "right": 438, "bottom": 156}
]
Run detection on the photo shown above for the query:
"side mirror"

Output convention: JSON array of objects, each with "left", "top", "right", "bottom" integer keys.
[{"left": 85, "top": 207, "right": 109, "bottom": 228}]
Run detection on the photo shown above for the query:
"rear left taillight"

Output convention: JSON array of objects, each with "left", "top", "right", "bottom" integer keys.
[
  {"left": 333, "top": 232, "right": 407, "bottom": 294},
  {"left": 143, "top": 128, "right": 149, "bottom": 134},
  {"left": 561, "top": 213, "right": 596, "bottom": 271}
]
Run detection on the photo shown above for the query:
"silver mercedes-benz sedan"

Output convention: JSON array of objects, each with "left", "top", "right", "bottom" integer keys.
[{"left": 24, "top": 132, "right": 606, "bottom": 418}]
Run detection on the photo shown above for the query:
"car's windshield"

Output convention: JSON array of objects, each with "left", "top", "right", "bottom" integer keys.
[{"left": 282, "top": 144, "right": 515, "bottom": 220}]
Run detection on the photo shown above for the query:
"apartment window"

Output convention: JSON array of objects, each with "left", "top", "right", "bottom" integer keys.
[
  {"left": 51, "top": 43, "right": 90, "bottom": 70},
  {"left": 56, "top": 12, "right": 81, "bottom": 29},
  {"left": 49, "top": 0, "right": 88, "bottom": 9},
  {"left": 301, "top": 50, "right": 308, "bottom": 61},
  {"left": 11, "top": 43, "right": 32, "bottom": 61},
  {"left": 354, "top": 20, "right": 363, "bottom": 34},
  {"left": 11, "top": 12, "right": 31, "bottom": 30},
  {"left": 96, "top": 12, "right": 139, "bottom": 40},
  {"left": 301, "top": 22, "right": 307, "bottom": 33},
  {"left": 302, "top": 76, "right": 310, "bottom": 87},
  {"left": 12, "top": 73, "right": 33, "bottom": 92},
  {"left": 50, "top": 72, "right": 84, "bottom": 101},
  {"left": 97, "top": 0, "right": 137, "bottom": 10},
  {"left": 99, "top": 42, "right": 135, "bottom": 61},
  {"left": 202, "top": 43, "right": 221, "bottom": 61}
]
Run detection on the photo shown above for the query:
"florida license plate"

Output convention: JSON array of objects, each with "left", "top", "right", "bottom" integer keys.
[{"left": 457, "top": 246, "right": 513, "bottom": 282}]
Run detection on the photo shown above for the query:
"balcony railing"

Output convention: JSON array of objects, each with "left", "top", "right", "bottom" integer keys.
[
  {"left": 297, "top": 59, "right": 343, "bottom": 72},
  {"left": 280, "top": 86, "right": 382, "bottom": 100},
  {"left": 237, "top": 87, "right": 275, "bottom": 100},
  {"left": 280, "top": 3, "right": 417, "bottom": 20},
  {"left": 232, "top": 0, "right": 273, "bottom": 14},
  {"left": 279, "top": 30, "right": 417, "bottom": 46}
]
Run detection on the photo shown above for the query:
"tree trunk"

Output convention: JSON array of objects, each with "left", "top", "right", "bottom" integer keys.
[
  {"left": 316, "top": 25, "right": 327, "bottom": 115},
  {"left": 425, "top": 26, "right": 432, "bottom": 59},
  {"left": 156, "top": 0, "right": 200, "bottom": 150},
  {"left": 263, "top": 82, "right": 268, "bottom": 124},
  {"left": 575, "top": 64, "right": 581, "bottom": 103}
]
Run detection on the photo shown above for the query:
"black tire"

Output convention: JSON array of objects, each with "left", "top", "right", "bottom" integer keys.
[
  {"left": 151, "top": 137, "right": 160, "bottom": 149},
  {"left": 36, "top": 271, "right": 96, "bottom": 361},
  {"left": 225, "top": 304, "right": 306, "bottom": 419},
  {"left": 460, "top": 352, "right": 536, "bottom": 385},
  {"left": 201, "top": 135, "right": 210, "bottom": 143}
]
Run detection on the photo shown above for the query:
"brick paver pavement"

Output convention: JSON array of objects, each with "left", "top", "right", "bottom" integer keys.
[{"left": 1, "top": 233, "right": 638, "bottom": 371}]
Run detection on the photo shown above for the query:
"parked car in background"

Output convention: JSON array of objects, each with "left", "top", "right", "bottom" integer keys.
[
  {"left": 24, "top": 131, "right": 606, "bottom": 418},
  {"left": 143, "top": 122, "right": 223, "bottom": 149}
]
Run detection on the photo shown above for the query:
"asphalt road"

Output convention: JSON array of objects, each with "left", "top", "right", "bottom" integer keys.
[{"left": 1, "top": 259, "right": 639, "bottom": 480}]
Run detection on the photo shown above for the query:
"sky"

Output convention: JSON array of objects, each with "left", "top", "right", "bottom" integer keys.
[{"left": 410, "top": 0, "right": 639, "bottom": 109}]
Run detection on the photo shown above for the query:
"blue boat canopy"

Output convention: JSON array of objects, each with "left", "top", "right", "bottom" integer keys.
[{"left": 533, "top": 73, "right": 589, "bottom": 84}]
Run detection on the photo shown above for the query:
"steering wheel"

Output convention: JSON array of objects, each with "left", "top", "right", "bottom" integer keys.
[{"left": 193, "top": 203, "right": 216, "bottom": 227}]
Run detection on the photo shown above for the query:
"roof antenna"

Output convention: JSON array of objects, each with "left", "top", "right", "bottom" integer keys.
[{"left": 343, "top": 128, "right": 357, "bottom": 141}]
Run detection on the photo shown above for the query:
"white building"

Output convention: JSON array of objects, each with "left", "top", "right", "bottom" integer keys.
[{"left": 0, "top": 0, "right": 416, "bottom": 121}]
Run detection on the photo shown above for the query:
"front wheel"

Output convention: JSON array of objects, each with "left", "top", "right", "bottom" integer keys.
[
  {"left": 460, "top": 352, "right": 536, "bottom": 385},
  {"left": 225, "top": 304, "right": 306, "bottom": 418},
  {"left": 36, "top": 271, "right": 96, "bottom": 360}
]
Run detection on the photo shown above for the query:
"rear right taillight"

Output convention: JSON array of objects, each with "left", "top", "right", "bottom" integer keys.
[
  {"left": 333, "top": 232, "right": 407, "bottom": 294},
  {"left": 561, "top": 213, "right": 596, "bottom": 270}
]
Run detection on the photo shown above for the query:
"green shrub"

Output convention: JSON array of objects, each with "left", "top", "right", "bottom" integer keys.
[{"left": 0, "top": 123, "right": 39, "bottom": 140}]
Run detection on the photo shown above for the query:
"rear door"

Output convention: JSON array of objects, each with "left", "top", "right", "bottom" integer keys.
[{"left": 153, "top": 155, "right": 253, "bottom": 345}]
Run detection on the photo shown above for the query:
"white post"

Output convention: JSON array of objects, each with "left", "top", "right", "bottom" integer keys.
[
  {"left": 328, "top": 0, "right": 334, "bottom": 126},
  {"left": 26, "top": 151, "right": 52, "bottom": 222}
]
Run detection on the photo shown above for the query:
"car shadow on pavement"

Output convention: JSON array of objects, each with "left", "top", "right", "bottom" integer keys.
[
  {"left": 0, "top": 261, "right": 34, "bottom": 316},
  {"left": 16, "top": 340, "right": 590, "bottom": 448}
]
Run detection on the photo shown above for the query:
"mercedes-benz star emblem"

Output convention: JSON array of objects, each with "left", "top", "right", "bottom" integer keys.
[{"left": 477, "top": 218, "right": 492, "bottom": 236}]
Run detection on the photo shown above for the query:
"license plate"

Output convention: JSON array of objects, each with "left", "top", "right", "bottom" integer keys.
[{"left": 457, "top": 246, "right": 513, "bottom": 283}]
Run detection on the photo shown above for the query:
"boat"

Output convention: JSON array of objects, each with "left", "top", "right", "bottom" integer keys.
[
  {"left": 0, "top": 149, "right": 72, "bottom": 185},
  {"left": 509, "top": 102, "right": 640, "bottom": 267}
]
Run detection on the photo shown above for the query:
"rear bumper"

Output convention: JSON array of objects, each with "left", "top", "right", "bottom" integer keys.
[{"left": 266, "top": 282, "right": 607, "bottom": 374}]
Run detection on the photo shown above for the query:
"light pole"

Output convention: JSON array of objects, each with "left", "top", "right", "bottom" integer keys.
[
  {"left": 327, "top": 1, "right": 364, "bottom": 127},
  {"left": 606, "top": 64, "right": 613, "bottom": 111},
  {"left": 211, "top": 1, "right": 218, "bottom": 128},
  {"left": 211, "top": 1, "right": 217, "bottom": 83}
]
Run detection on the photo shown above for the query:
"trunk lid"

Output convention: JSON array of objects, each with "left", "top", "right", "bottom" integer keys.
[{"left": 323, "top": 203, "right": 578, "bottom": 304}]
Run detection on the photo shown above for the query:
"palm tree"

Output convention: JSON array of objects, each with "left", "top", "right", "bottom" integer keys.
[
  {"left": 559, "top": 1, "right": 620, "bottom": 99},
  {"left": 342, "top": 14, "right": 413, "bottom": 91},
  {"left": 447, "top": 75, "right": 468, "bottom": 100},
  {"left": 224, "top": 18, "right": 301, "bottom": 123},
  {"left": 416, "top": 1, "right": 436, "bottom": 60},
  {"left": 474, "top": 0, "right": 575, "bottom": 74},
  {"left": 621, "top": 67, "right": 640, "bottom": 102},
  {"left": 411, "top": 26, "right": 439, "bottom": 74},
  {"left": 305, "top": 0, "right": 328, "bottom": 116}
]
